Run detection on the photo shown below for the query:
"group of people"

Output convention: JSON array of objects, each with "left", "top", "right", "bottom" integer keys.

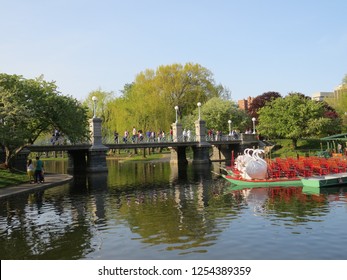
[
  {"left": 50, "top": 129, "right": 62, "bottom": 145},
  {"left": 26, "top": 156, "right": 44, "bottom": 184},
  {"left": 207, "top": 129, "right": 224, "bottom": 141},
  {"left": 115, "top": 127, "right": 173, "bottom": 144}
]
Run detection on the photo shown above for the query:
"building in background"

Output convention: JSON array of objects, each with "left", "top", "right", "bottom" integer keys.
[
  {"left": 312, "top": 84, "right": 347, "bottom": 101},
  {"left": 238, "top": 96, "right": 253, "bottom": 111},
  {"left": 311, "top": 91, "right": 334, "bottom": 101}
]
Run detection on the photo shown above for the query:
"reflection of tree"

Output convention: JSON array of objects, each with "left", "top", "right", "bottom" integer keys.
[
  {"left": 264, "top": 188, "right": 328, "bottom": 224},
  {"left": 107, "top": 161, "right": 171, "bottom": 188},
  {"left": 112, "top": 179, "right": 242, "bottom": 254},
  {"left": 0, "top": 188, "right": 94, "bottom": 260},
  {"left": 232, "top": 187, "right": 329, "bottom": 225}
]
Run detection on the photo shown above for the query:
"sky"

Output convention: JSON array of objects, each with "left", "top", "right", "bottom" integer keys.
[{"left": 1, "top": 0, "right": 347, "bottom": 102}]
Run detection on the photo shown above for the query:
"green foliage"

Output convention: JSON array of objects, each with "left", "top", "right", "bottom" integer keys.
[
  {"left": 0, "top": 73, "right": 89, "bottom": 167},
  {"left": 257, "top": 93, "right": 340, "bottom": 148},
  {"left": 0, "top": 169, "right": 28, "bottom": 188},
  {"left": 180, "top": 97, "right": 250, "bottom": 133},
  {"left": 268, "top": 138, "right": 323, "bottom": 158},
  {"left": 83, "top": 88, "right": 115, "bottom": 120},
  {"left": 102, "top": 63, "right": 226, "bottom": 136}
]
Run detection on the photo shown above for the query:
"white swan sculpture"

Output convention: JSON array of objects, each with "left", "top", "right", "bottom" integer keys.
[
  {"left": 235, "top": 148, "right": 268, "bottom": 179},
  {"left": 244, "top": 149, "right": 267, "bottom": 179}
]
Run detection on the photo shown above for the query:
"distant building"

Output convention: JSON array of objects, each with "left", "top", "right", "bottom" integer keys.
[
  {"left": 238, "top": 96, "right": 253, "bottom": 111},
  {"left": 311, "top": 91, "right": 334, "bottom": 101},
  {"left": 312, "top": 85, "right": 347, "bottom": 101}
]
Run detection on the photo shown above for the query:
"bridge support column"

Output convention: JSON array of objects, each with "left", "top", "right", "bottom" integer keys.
[
  {"left": 193, "top": 119, "right": 211, "bottom": 165},
  {"left": 170, "top": 147, "right": 188, "bottom": 165},
  {"left": 210, "top": 144, "right": 241, "bottom": 166},
  {"left": 67, "top": 150, "right": 87, "bottom": 173},
  {"left": 87, "top": 117, "right": 108, "bottom": 173}
]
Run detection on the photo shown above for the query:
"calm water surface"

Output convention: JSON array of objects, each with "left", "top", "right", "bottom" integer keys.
[{"left": 1, "top": 159, "right": 347, "bottom": 260}]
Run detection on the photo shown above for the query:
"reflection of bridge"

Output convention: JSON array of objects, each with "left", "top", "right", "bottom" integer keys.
[{"left": 7, "top": 117, "right": 260, "bottom": 172}]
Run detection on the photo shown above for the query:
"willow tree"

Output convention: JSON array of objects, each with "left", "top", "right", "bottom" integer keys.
[
  {"left": 108, "top": 63, "right": 223, "bottom": 135},
  {"left": 0, "top": 73, "right": 89, "bottom": 169},
  {"left": 83, "top": 88, "right": 115, "bottom": 120},
  {"left": 257, "top": 93, "right": 341, "bottom": 148}
]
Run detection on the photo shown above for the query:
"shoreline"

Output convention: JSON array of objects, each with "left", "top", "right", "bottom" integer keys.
[{"left": 0, "top": 173, "right": 73, "bottom": 200}]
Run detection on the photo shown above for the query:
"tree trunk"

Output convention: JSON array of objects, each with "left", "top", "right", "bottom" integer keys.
[
  {"left": 292, "top": 138, "right": 298, "bottom": 149},
  {"left": 4, "top": 147, "right": 12, "bottom": 169}
]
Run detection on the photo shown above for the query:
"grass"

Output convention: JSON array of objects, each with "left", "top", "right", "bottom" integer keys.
[
  {"left": 0, "top": 169, "right": 29, "bottom": 189},
  {"left": 268, "top": 138, "right": 325, "bottom": 158},
  {"left": 107, "top": 149, "right": 171, "bottom": 161}
]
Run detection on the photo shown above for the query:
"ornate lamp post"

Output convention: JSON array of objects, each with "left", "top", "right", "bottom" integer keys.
[
  {"left": 197, "top": 102, "right": 201, "bottom": 120},
  {"left": 92, "top": 96, "right": 98, "bottom": 118},
  {"left": 252, "top": 117, "right": 256, "bottom": 134},
  {"left": 174, "top": 105, "right": 179, "bottom": 123},
  {"left": 228, "top": 120, "right": 232, "bottom": 135}
]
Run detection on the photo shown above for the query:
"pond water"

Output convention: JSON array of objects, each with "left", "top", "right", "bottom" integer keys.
[{"left": 1, "top": 159, "right": 347, "bottom": 260}]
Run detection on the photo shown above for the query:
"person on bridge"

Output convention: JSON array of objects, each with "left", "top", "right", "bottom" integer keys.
[
  {"left": 132, "top": 127, "right": 137, "bottom": 143},
  {"left": 183, "top": 129, "right": 187, "bottom": 142},
  {"left": 114, "top": 131, "right": 119, "bottom": 143},
  {"left": 123, "top": 130, "right": 128, "bottom": 143}
]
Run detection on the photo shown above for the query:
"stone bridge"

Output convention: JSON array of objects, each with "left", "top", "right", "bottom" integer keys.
[{"left": 4, "top": 117, "right": 260, "bottom": 173}]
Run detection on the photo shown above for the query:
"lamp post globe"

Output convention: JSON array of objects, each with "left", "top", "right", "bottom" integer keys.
[
  {"left": 92, "top": 96, "right": 98, "bottom": 118},
  {"left": 197, "top": 102, "right": 202, "bottom": 120},
  {"left": 252, "top": 117, "right": 256, "bottom": 134},
  {"left": 174, "top": 106, "right": 179, "bottom": 123},
  {"left": 228, "top": 120, "right": 232, "bottom": 135}
]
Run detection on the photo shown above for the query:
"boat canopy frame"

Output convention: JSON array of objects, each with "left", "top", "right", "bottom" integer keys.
[{"left": 320, "top": 133, "right": 347, "bottom": 141}]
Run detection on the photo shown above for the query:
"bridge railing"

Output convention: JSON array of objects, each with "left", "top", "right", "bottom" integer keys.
[
  {"left": 32, "top": 133, "right": 248, "bottom": 146},
  {"left": 103, "top": 134, "right": 241, "bottom": 144}
]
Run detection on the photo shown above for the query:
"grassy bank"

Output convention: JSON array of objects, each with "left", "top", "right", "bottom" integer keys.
[
  {"left": 107, "top": 149, "right": 171, "bottom": 161},
  {"left": 268, "top": 138, "right": 324, "bottom": 158},
  {"left": 0, "top": 169, "right": 28, "bottom": 189}
]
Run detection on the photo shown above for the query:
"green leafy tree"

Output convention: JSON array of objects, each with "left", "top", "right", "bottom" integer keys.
[
  {"left": 83, "top": 88, "right": 114, "bottom": 120},
  {"left": 83, "top": 89, "right": 115, "bottom": 139},
  {"left": 181, "top": 97, "right": 249, "bottom": 133},
  {"left": 257, "top": 93, "right": 338, "bottom": 148},
  {"left": 0, "top": 73, "right": 89, "bottom": 169},
  {"left": 107, "top": 63, "right": 223, "bottom": 136}
]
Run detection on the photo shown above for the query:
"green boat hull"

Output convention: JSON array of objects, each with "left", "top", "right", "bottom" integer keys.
[
  {"left": 301, "top": 172, "right": 347, "bottom": 188},
  {"left": 222, "top": 174, "right": 303, "bottom": 188}
]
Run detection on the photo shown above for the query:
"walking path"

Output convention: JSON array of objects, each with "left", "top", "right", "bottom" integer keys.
[{"left": 0, "top": 173, "right": 73, "bottom": 199}]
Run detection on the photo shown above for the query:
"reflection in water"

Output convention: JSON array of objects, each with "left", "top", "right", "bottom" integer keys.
[{"left": 1, "top": 159, "right": 347, "bottom": 260}]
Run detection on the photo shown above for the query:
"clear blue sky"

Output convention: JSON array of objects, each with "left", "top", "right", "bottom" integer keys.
[{"left": 1, "top": 0, "right": 346, "bottom": 102}]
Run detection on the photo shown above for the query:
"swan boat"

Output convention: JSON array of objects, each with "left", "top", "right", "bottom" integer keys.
[{"left": 222, "top": 148, "right": 347, "bottom": 188}]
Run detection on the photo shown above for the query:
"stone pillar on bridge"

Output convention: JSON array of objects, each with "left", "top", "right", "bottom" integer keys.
[
  {"left": 87, "top": 117, "right": 108, "bottom": 173},
  {"left": 172, "top": 122, "right": 182, "bottom": 142},
  {"left": 192, "top": 119, "right": 211, "bottom": 165},
  {"left": 170, "top": 121, "right": 187, "bottom": 166}
]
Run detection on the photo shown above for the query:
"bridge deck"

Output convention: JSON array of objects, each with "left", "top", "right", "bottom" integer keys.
[{"left": 27, "top": 140, "right": 244, "bottom": 152}]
